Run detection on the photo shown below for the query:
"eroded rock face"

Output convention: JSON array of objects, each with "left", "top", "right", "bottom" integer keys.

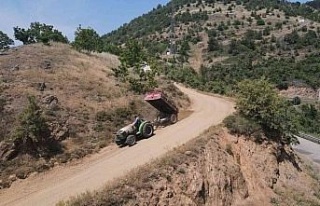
[
  {"left": 0, "top": 142, "right": 18, "bottom": 161},
  {"left": 117, "top": 136, "right": 251, "bottom": 206},
  {"left": 98, "top": 130, "right": 320, "bottom": 206}
]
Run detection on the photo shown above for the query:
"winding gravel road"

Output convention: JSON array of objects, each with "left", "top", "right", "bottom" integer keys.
[{"left": 0, "top": 84, "right": 235, "bottom": 206}]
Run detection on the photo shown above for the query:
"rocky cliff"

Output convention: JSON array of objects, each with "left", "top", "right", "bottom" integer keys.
[{"left": 62, "top": 127, "right": 320, "bottom": 206}]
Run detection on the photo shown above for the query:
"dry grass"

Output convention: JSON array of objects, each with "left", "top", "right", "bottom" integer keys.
[{"left": 0, "top": 43, "right": 191, "bottom": 189}]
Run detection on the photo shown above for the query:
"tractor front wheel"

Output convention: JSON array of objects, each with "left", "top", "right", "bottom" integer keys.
[{"left": 126, "top": 135, "right": 136, "bottom": 146}]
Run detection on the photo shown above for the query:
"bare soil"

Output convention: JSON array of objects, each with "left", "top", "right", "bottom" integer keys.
[
  {"left": 61, "top": 129, "right": 320, "bottom": 206},
  {"left": 0, "top": 83, "right": 235, "bottom": 206},
  {"left": 0, "top": 43, "right": 191, "bottom": 189}
]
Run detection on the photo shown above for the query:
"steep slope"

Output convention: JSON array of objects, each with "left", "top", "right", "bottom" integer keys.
[
  {"left": 0, "top": 84, "right": 234, "bottom": 206},
  {"left": 61, "top": 127, "right": 320, "bottom": 206},
  {"left": 0, "top": 43, "right": 190, "bottom": 189},
  {"left": 102, "top": 0, "right": 320, "bottom": 139},
  {"left": 103, "top": 0, "right": 320, "bottom": 98}
]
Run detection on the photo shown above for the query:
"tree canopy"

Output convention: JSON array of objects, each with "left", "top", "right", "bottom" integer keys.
[
  {"left": 12, "top": 96, "right": 61, "bottom": 156},
  {"left": 236, "top": 78, "right": 298, "bottom": 143},
  {"left": 112, "top": 39, "right": 158, "bottom": 93},
  {"left": 72, "top": 26, "right": 102, "bottom": 52},
  {"left": 14, "top": 22, "right": 68, "bottom": 45},
  {"left": 0, "top": 31, "right": 14, "bottom": 50}
]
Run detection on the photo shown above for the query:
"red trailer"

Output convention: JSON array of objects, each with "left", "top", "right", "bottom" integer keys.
[{"left": 144, "top": 90, "right": 179, "bottom": 126}]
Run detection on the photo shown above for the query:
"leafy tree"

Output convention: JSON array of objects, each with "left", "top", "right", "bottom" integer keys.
[
  {"left": 179, "top": 39, "right": 190, "bottom": 58},
  {"left": 208, "top": 37, "right": 221, "bottom": 52},
  {"left": 296, "top": 104, "right": 320, "bottom": 135},
  {"left": 236, "top": 78, "right": 298, "bottom": 144},
  {"left": 13, "top": 96, "right": 54, "bottom": 156},
  {"left": 72, "top": 26, "right": 102, "bottom": 52},
  {"left": 112, "top": 39, "right": 158, "bottom": 93},
  {"left": 303, "top": 30, "right": 318, "bottom": 46},
  {"left": 112, "top": 40, "right": 145, "bottom": 82},
  {"left": 13, "top": 27, "right": 35, "bottom": 44},
  {"left": 228, "top": 39, "right": 240, "bottom": 55},
  {"left": 120, "top": 39, "right": 147, "bottom": 70},
  {"left": 284, "top": 30, "right": 300, "bottom": 45},
  {"left": 263, "top": 26, "right": 271, "bottom": 36},
  {"left": 0, "top": 31, "right": 14, "bottom": 50},
  {"left": 256, "top": 18, "right": 266, "bottom": 26},
  {"left": 14, "top": 22, "right": 68, "bottom": 45},
  {"left": 292, "top": 96, "right": 301, "bottom": 105}
]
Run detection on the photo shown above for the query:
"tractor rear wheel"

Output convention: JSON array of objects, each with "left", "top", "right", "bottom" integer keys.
[
  {"left": 126, "top": 135, "right": 136, "bottom": 146},
  {"left": 142, "top": 123, "right": 154, "bottom": 138},
  {"left": 170, "top": 114, "right": 178, "bottom": 124}
]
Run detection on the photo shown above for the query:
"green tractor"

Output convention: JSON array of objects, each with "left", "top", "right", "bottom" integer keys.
[
  {"left": 114, "top": 119, "right": 154, "bottom": 147},
  {"left": 114, "top": 90, "right": 178, "bottom": 147}
]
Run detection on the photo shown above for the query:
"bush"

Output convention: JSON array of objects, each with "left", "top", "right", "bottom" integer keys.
[
  {"left": 95, "top": 111, "right": 110, "bottom": 122},
  {"left": 276, "top": 81, "right": 289, "bottom": 90},
  {"left": 236, "top": 79, "right": 298, "bottom": 143},
  {"left": 223, "top": 114, "right": 262, "bottom": 138},
  {"left": 12, "top": 96, "right": 58, "bottom": 157},
  {"left": 256, "top": 18, "right": 265, "bottom": 26},
  {"left": 292, "top": 96, "right": 301, "bottom": 105}
]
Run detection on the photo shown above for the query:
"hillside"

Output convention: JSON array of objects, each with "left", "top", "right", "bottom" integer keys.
[
  {"left": 0, "top": 43, "right": 190, "bottom": 188},
  {"left": 103, "top": 0, "right": 320, "bottom": 92},
  {"left": 61, "top": 127, "right": 320, "bottom": 206},
  {"left": 0, "top": 0, "right": 320, "bottom": 203},
  {"left": 103, "top": 0, "right": 320, "bottom": 137}
]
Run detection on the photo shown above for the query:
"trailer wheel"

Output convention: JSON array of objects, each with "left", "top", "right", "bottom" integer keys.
[
  {"left": 170, "top": 114, "right": 178, "bottom": 124},
  {"left": 126, "top": 135, "right": 136, "bottom": 146},
  {"left": 142, "top": 123, "right": 154, "bottom": 138}
]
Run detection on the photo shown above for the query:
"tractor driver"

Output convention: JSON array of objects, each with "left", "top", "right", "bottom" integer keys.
[{"left": 132, "top": 115, "right": 142, "bottom": 129}]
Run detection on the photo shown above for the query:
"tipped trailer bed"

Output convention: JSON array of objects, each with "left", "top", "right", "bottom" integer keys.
[{"left": 144, "top": 91, "right": 179, "bottom": 125}]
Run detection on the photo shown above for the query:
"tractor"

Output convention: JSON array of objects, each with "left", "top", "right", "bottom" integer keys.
[
  {"left": 115, "top": 119, "right": 154, "bottom": 147},
  {"left": 114, "top": 90, "right": 178, "bottom": 147}
]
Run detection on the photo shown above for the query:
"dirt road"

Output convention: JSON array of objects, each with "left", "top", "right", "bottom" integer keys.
[{"left": 0, "top": 84, "right": 235, "bottom": 206}]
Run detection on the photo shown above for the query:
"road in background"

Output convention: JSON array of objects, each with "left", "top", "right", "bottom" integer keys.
[{"left": 294, "top": 137, "right": 320, "bottom": 165}]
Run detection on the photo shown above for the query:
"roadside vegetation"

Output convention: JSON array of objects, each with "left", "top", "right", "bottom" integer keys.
[
  {"left": 1, "top": 0, "right": 320, "bottom": 192},
  {"left": 223, "top": 78, "right": 298, "bottom": 144}
]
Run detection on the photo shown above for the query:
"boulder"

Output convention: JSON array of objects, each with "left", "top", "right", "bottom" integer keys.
[
  {"left": 42, "top": 95, "right": 58, "bottom": 104},
  {"left": 0, "top": 142, "right": 18, "bottom": 161},
  {"left": 8, "top": 174, "right": 17, "bottom": 182},
  {"left": 49, "top": 122, "right": 69, "bottom": 141},
  {"left": 41, "top": 60, "right": 52, "bottom": 70},
  {"left": 42, "top": 95, "right": 59, "bottom": 109}
]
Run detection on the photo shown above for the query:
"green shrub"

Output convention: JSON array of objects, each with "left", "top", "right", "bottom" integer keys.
[
  {"left": 223, "top": 114, "right": 262, "bottom": 138},
  {"left": 292, "top": 96, "right": 301, "bottom": 105},
  {"left": 256, "top": 18, "right": 265, "bottom": 26},
  {"left": 12, "top": 96, "right": 60, "bottom": 157}
]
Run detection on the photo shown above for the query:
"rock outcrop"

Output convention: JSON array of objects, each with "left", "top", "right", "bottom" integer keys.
[{"left": 72, "top": 128, "right": 320, "bottom": 206}]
